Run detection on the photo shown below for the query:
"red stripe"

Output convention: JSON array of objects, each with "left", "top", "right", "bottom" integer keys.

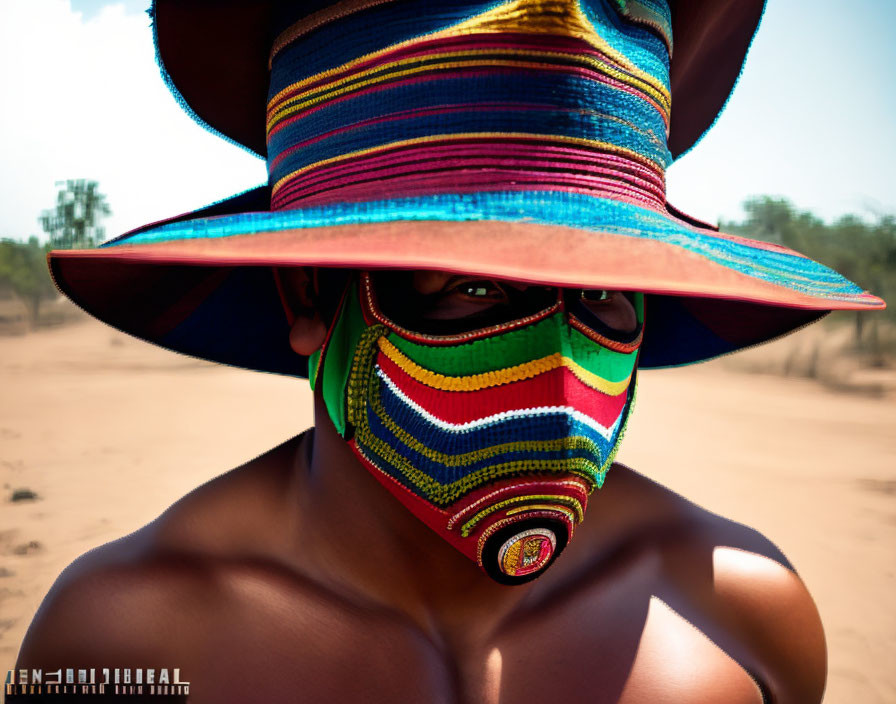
[
  {"left": 275, "top": 137, "right": 664, "bottom": 191},
  {"left": 275, "top": 175, "right": 664, "bottom": 212},
  {"left": 272, "top": 146, "right": 665, "bottom": 209},
  {"left": 280, "top": 164, "right": 664, "bottom": 210},
  {"left": 376, "top": 349, "right": 629, "bottom": 427}
]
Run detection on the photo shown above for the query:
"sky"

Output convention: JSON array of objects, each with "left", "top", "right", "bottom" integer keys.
[{"left": 1, "top": 0, "right": 894, "bottom": 243}]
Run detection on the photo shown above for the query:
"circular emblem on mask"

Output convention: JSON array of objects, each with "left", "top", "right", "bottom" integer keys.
[
  {"left": 480, "top": 519, "right": 569, "bottom": 585},
  {"left": 498, "top": 528, "right": 557, "bottom": 577}
]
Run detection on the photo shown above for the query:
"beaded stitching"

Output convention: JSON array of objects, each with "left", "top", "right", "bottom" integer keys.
[
  {"left": 459, "top": 495, "right": 583, "bottom": 536},
  {"left": 341, "top": 291, "right": 636, "bottom": 506},
  {"left": 446, "top": 477, "right": 589, "bottom": 527},
  {"left": 377, "top": 336, "right": 633, "bottom": 394},
  {"left": 266, "top": 0, "right": 672, "bottom": 213}
]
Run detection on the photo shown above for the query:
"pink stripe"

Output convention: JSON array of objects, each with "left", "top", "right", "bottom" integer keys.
[
  {"left": 282, "top": 181, "right": 663, "bottom": 212},
  {"left": 282, "top": 144, "right": 664, "bottom": 191},
  {"left": 271, "top": 140, "right": 665, "bottom": 208},
  {"left": 272, "top": 171, "right": 666, "bottom": 212},
  {"left": 274, "top": 158, "right": 665, "bottom": 209},
  {"left": 272, "top": 138, "right": 665, "bottom": 188},
  {"left": 276, "top": 140, "right": 663, "bottom": 185},
  {"left": 275, "top": 171, "right": 657, "bottom": 209}
]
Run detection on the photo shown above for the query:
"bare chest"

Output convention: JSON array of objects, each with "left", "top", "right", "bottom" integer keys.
[{"left": 174, "top": 575, "right": 765, "bottom": 704}]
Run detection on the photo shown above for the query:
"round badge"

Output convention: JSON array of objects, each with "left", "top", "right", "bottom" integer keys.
[
  {"left": 497, "top": 528, "right": 557, "bottom": 577},
  {"left": 480, "top": 519, "right": 569, "bottom": 585}
]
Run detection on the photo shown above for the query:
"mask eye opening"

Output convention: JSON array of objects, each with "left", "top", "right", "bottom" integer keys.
[
  {"left": 565, "top": 289, "right": 643, "bottom": 353},
  {"left": 362, "top": 271, "right": 563, "bottom": 345}
]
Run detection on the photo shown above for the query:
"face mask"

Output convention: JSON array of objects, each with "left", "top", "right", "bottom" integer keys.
[{"left": 308, "top": 274, "right": 642, "bottom": 584}]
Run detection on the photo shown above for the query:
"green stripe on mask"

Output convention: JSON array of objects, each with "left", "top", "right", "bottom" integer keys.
[{"left": 388, "top": 312, "right": 638, "bottom": 381}]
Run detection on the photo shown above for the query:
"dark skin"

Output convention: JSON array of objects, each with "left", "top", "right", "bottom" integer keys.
[{"left": 16, "top": 270, "right": 827, "bottom": 703}]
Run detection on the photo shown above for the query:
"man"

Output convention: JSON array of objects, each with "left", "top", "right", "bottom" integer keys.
[
  {"left": 16, "top": 0, "right": 884, "bottom": 701},
  {"left": 18, "top": 269, "right": 830, "bottom": 704}
]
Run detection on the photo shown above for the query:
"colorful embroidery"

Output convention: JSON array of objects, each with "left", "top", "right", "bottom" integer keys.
[
  {"left": 460, "top": 496, "right": 583, "bottom": 536},
  {"left": 333, "top": 281, "right": 640, "bottom": 541},
  {"left": 498, "top": 527, "right": 558, "bottom": 576},
  {"left": 266, "top": 0, "right": 672, "bottom": 213},
  {"left": 377, "top": 335, "right": 633, "bottom": 395},
  {"left": 111, "top": 0, "right": 883, "bottom": 313}
]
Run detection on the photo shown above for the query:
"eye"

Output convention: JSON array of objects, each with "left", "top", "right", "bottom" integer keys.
[
  {"left": 573, "top": 290, "right": 639, "bottom": 335},
  {"left": 415, "top": 278, "right": 511, "bottom": 321},
  {"left": 581, "top": 289, "right": 611, "bottom": 303},
  {"left": 450, "top": 280, "right": 509, "bottom": 302}
]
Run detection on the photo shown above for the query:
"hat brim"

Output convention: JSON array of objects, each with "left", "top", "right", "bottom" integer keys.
[{"left": 49, "top": 186, "right": 884, "bottom": 374}]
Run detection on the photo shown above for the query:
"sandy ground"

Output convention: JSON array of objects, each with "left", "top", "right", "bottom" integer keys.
[{"left": 1, "top": 319, "right": 894, "bottom": 703}]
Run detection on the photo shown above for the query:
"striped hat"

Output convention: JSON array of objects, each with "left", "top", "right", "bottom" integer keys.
[{"left": 49, "top": 0, "right": 885, "bottom": 373}]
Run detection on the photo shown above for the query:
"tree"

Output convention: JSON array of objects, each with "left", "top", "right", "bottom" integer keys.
[
  {"left": 723, "top": 197, "right": 896, "bottom": 352},
  {"left": 39, "top": 179, "right": 111, "bottom": 249},
  {"left": 0, "top": 237, "right": 58, "bottom": 326}
]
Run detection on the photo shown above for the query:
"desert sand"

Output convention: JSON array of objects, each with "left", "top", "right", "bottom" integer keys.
[{"left": 1, "top": 319, "right": 894, "bottom": 703}]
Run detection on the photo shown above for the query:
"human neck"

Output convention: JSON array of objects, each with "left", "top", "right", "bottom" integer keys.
[{"left": 288, "top": 392, "right": 543, "bottom": 645}]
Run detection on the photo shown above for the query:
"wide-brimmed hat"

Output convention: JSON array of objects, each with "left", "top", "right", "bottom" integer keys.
[{"left": 49, "top": 0, "right": 885, "bottom": 374}]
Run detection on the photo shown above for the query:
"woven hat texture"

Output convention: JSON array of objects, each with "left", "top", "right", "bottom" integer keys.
[{"left": 49, "top": 0, "right": 885, "bottom": 374}]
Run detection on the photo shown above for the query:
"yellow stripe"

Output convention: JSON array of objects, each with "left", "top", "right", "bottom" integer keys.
[
  {"left": 348, "top": 326, "right": 607, "bottom": 505},
  {"left": 436, "top": 0, "right": 668, "bottom": 103},
  {"left": 377, "top": 336, "right": 631, "bottom": 395},
  {"left": 267, "top": 0, "right": 670, "bottom": 119},
  {"left": 505, "top": 504, "right": 577, "bottom": 521},
  {"left": 459, "top": 495, "right": 583, "bottom": 536},
  {"left": 364, "top": 338, "right": 604, "bottom": 466},
  {"left": 267, "top": 49, "right": 669, "bottom": 129},
  {"left": 361, "top": 441, "right": 603, "bottom": 506},
  {"left": 271, "top": 131, "right": 660, "bottom": 195}
]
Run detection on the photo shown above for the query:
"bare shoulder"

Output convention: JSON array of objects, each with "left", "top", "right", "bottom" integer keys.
[
  {"left": 15, "top": 434, "right": 306, "bottom": 668},
  {"left": 604, "top": 464, "right": 827, "bottom": 704}
]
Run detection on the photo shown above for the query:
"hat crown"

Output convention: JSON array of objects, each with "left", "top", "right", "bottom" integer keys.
[{"left": 266, "top": 0, "right": 672, "bottom": 212}]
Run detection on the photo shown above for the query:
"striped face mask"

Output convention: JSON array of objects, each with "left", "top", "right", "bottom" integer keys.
[{"left": 309, "top": 273, "right": 642, "bottom": 584}]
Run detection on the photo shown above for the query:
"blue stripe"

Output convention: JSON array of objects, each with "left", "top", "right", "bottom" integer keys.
[
  {"left": 268, "top": 75, "right": 670, "bottom": 181},
  {"left": 366, "top": 401, "right": 607, "bottom": 485},
  {"left": 270, "top": 0, "right": 510, "bottom": 96},
  {"left": 581, "top": 0, "right": 670, "bottom": 81},
  {"left": 269, "top": 0, "right": 670, "bottom": 97},
  {"left": 371, "top": 375, "right": 620, "bottom": 456}
]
